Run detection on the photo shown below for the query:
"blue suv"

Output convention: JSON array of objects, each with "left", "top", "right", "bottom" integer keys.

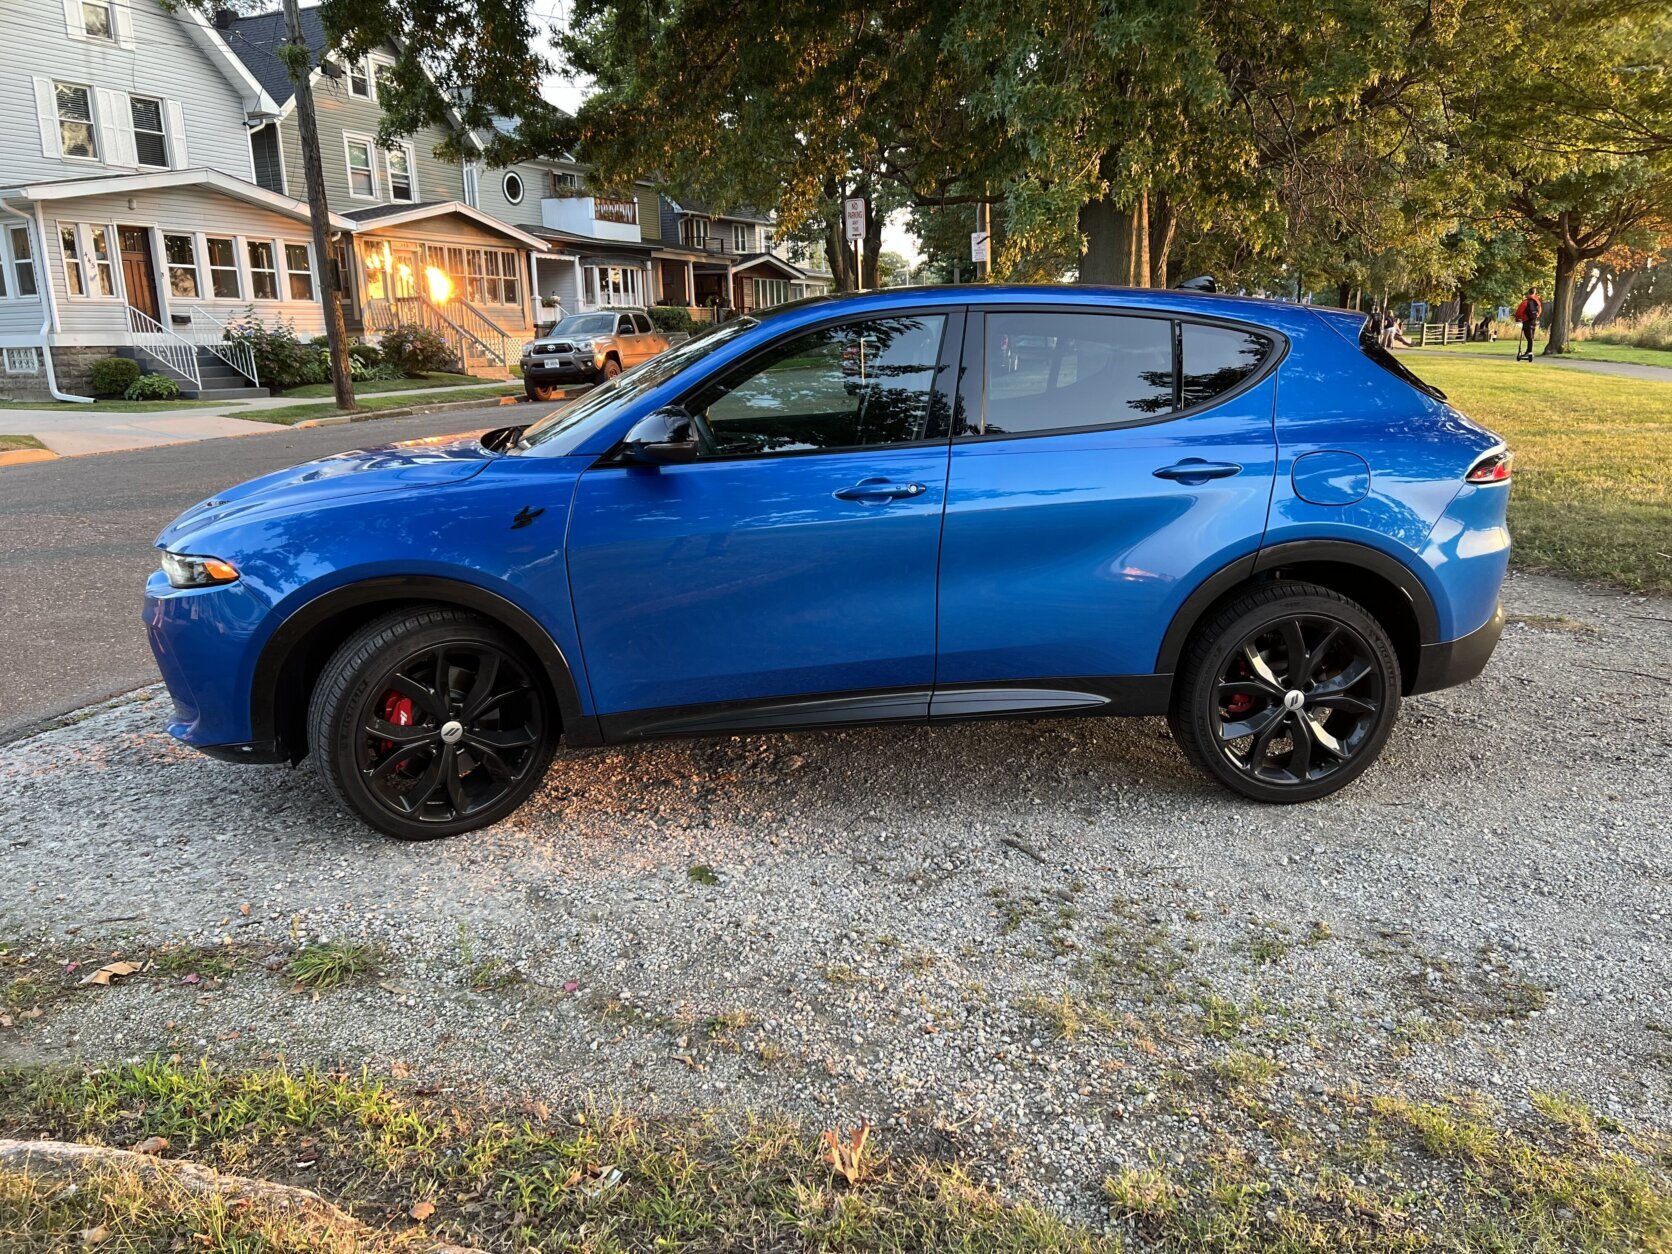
[{"left": 146, "top": 287, "right": 1510, "bottom": 838}]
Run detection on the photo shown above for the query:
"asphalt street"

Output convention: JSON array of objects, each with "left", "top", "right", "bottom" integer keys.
[{"left": 0, "top": 405, "right": 524, "bottom": 743}]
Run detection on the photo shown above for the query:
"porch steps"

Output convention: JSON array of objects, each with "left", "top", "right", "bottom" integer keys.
[{"left": 119, "top": 346, "right": 270, "bottom": 401}]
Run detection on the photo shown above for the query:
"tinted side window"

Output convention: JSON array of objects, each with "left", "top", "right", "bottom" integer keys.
[
  {"left": 617, "top": 316, "right": 635, "bottom": 335},
  {"left": 979, "top": 313, "right": 1173, "bottom": 435},
  {"left": 692, "top": 315, "right": 947, "bottom": 457},
  {"left": 1179, "top": 323, "right": 1271, "bottom": 408},
  {"left": 633, "top": 314, "right": 654, "bottom": 334}
]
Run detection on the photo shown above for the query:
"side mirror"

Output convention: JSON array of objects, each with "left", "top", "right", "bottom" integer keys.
[{"left": 619, "top": 406, "right": 698, "bottom": 465}]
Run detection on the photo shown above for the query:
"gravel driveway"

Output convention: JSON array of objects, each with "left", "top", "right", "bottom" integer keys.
[{"left": 3, "top": 569, "right": 1668, "bottom": 1226}]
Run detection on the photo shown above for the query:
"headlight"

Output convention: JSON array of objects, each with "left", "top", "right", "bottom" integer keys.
[
  {"left": 161, "top": 551, "right": 240, "bottom": 588},
  {"left": 572, "top": 338, "right": 594, "bottom": 351}
]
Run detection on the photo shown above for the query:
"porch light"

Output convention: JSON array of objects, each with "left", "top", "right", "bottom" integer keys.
[{"left": 424, "top": 265, "right": 454, "bottom": 302}]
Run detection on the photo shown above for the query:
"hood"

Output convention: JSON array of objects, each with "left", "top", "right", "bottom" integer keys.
[{"left": 157, "top": 432, "right": 497, "bottom": 549}]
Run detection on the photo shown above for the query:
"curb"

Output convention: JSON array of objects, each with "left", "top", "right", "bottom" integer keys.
[{"left": 0, "top": 446, "right": 59, "bottom": 467}]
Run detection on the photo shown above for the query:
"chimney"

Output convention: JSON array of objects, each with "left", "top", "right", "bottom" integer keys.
[{"left": 213, "top": 8, "right": 235, "bottom": 29}]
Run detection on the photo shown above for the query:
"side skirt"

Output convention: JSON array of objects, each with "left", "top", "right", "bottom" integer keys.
[{"left": 596, "top": 675, "right": 1174, "bottom": 744}]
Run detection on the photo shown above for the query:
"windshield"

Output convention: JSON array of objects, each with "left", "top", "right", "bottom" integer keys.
[
  {"left": 549, "top": 314, "right": 619, "bottom": 337},
  {"left": 519, "top": 318, "right": 758, "bottom": 449}
]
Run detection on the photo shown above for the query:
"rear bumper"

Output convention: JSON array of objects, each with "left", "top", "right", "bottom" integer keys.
[{"left": 1409, "top": 601, "right": 1504, "bottom": 695}]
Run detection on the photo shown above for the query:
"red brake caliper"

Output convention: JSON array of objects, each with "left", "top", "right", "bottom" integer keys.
[
  {"left": 378, "top": 690, "right": 414, "bottom": 756},
  {"left": 1224, "top": 657, "right": 1255, "bottom": 717}
]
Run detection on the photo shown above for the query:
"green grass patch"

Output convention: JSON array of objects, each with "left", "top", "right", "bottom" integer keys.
[
  {"left": 0, "top": 434, "right": 47, "bottom": 452},
  {"left": 1410, "top": 356, "right": 1672, "bottom": 594},
  {"left": 0, "top": 398, "right": 226, "bottom": 412},
  {"left": 0, "top": 1060, "right": 1100, "bottom": 1252},
  {"left": 287, "top": 942, "right": 385, "bottom": 990},
  {"left": 1417, "top": 338, "right": 1672, "bottom": 368},
  {"left": 253, "top": 385, "right": 520, "bottom": 426},
  {"left": 276, "top": 371, "right": 485, "bottom": 399}
]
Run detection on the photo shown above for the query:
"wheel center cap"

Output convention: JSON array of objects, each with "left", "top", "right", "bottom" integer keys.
[
  {"left": 1283, "top": 689, "right": 1306, "bottom": 712},
  {"left": 440, "top": 720, "right": 464, "bottom": 745}
]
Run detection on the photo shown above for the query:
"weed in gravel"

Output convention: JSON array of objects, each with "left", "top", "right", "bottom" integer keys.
[
  {"left": 687, "top": 863, "right": 720, "bottom": 886},
  {"left": 820, "top": 963, "right": 864, "bottom": 987},
  {"left": 287, "top": 942, "right": 385, "bottom": 990},
  {"left": 1211, "top": 1051, "right": 1282, "bottom": 1093},
  {"left": 703, "top": 1009, "right": 752, "bottom": 1051},
  {"left": 1199, "top": 995, "right": 1248, "bottom": 1040},
  {"left": 467, "top": 957, "right": 524, "bottom": 992},
  {"left": 1016, "top": 990, "right": 1115, "bottom": 1042},
  {"left": 146, "top": 944, "right": 243, "bottom": 981}
]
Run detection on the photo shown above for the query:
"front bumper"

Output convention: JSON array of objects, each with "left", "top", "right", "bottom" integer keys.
[
  {"left": 521, "top": 353, "right": 600, "bottom": 383},
  {"left": 144, "top": 568, "right": 267, "bottom": 754},
  {"left": 1409, "top": 601, "right": 1504, "bottom": 695}
]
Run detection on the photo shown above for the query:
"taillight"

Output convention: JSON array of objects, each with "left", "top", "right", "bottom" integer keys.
[{"left": 1466, "top": 450, "right": 1513, "bottom": 484}]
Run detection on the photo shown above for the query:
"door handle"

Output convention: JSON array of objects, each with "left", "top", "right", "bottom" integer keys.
[
  {"left": 1153, "top": 459, "right": 1242, "bottom": 483},
  {"left": 834, "top": 478, "right": 927, "bottom": 503}
]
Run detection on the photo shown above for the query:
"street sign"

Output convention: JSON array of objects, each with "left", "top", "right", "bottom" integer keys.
[
  {"left": 970, "top": 231, "right": 990, "bottom": 264},
  {"left": 844, "top": 198, "right": 866, "bottom": 242}
]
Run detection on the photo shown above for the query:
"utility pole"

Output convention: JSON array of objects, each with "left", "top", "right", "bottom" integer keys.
[
  {"left": 975, "top": 198, "right": 990, "bottom": 282},
  {"left": 282, "top": 0, "right": 355, "bottom": 411}
]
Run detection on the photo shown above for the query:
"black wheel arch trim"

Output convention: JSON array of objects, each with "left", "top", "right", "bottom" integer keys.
[
  {"left": 249, "top": 576, "right": 597, "bottom": 757},
  {"left": 1156, "top": 540, "right": 1441, "bottom": 677}
]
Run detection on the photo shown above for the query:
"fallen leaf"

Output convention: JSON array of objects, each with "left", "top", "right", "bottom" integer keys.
[
  {"left": 132, "top": 1136, "right": 169, "bottom": 1156},
  {"left": 181, "top": 974, "right": 200, "bottom": 985},
  {"left": 22, "top": 1008, "right": 44, "bottom": 1021},
  {"left": 0, "top": 1014, "right": 12, "bottom": 1028},
  {"left": 239, "top": 902, "right": 251, "bottom": 916},
  {"left": 80, "top": 961, "right": 143, "bottom": 987},
  {"left": 390, "top": 1059, "right": 412, "bottom": 1078},
  {"left": 562, "top": 981, "right": 579, "bottom": 993},
  {"left": 80, "top": 1224, "right": 108, "bottom": 1246},
  {"left": 410, "top": 1200, "right": 436, "bottom": 1222},
  {"left": 65, "top": 961, "right": 81, "bottom": 974}
]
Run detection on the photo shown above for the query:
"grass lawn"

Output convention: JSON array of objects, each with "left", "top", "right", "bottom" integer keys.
[
  {"left": 1411, "top": 356, "right": 1672, "bottom": 594},
  {"left": 253, "top": 384, "right": 520, "bottom": 426},
  {"left": 1417, "top": 338, "right": 1672, "bottom": 369},
  {"left": 276, "top": 371, "right": 487, "bottom": 399},
  {"left": 0, "top": 398, "right": 227, "bottom": 413},
  {"left": 0, "top": 434, "right": 47, "bottom": 452}
]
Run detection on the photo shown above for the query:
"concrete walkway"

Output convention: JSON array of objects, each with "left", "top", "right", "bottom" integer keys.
[
  {"left": 1405, "top": 348, "right": 1672, "bottom": 383},
  {"left": 0, "top": 380, "right": 520, "bottom": 457}
]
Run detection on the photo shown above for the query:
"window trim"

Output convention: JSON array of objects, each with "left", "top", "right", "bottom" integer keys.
[
  {"left": 80, "top": 0, "right": 115, "bottom": 40},
  {"left": 129, "top": 94, "right": 169, "bottom": 169},
  {"left": 343, "top": 133, "right": 378, "bottom": 200},
  {"left": 6, "top": 226, "right": 37, "bottom": 299},
  {"left": 282, "top": 241, "right": 314, "bottom": 301},
  {"left": 246, "top": 238, "right": 280, "bottom": 302},
  {"left": 654, "top": 306, "right": 967, "bottom": 464},
  {"left": 953, "top": 305, "right": 1287, "bottom": 444},
  {"left": 203, "top": 234, "right": 241, "bottom": 300},
  {"left": 346, "top": 57, "right": 373, "bottom": 99},
  {"left": 384, "top": 141, "right": 417, "bottom": 202},
  {"left": 161, "top": 232, "right": 201, "bottom": 299},
  {"left": 53, "top": 81, "right": 99, "bottom": 163},
  {"left": 502, "top": 171, "right": 524, "bottom": 205}
]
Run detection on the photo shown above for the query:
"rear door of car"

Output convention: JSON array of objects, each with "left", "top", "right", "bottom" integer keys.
[{"left": 932, "top": 305, "right": 1281, "bottom": 714}]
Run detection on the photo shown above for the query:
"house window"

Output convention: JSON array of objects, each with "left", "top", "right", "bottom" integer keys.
[
  {"left": 4, "top": 347, "right": 42, "bottom": 375},
  {"left": 247, "top": 240, "right": 279, "bottom": 300},
  {"left": 60, "top": 226, "right": 85, "bottom": 296},
  {"left": 462, "top": 160, "right": 479, "bottom": 208},
  {"left": 502, "top": 172, "right": 524, "bottom": 204},
  {"left": 55, "top": 83, "right": 97, "bottom": 160},
  {"left": 205, "top": 236, "right": 240, "bottom": 298},
  {"left": 8, "top": 228, "right": 36, "bottom": 297},
  {"left": 60, "top": 223, "right": 113, "bottom": 297},
  {"left": 548, "top": 170, "right": 581, "bottom": 196},
  {"left": 85, "top": 225, "right": 114, "bottom": 296},
  {"left": 751, "top": 277, "right": 790, "bottom": 310},
  {"left": 284, "top": 243, "right": 313, "bottom": 300},
  {"left": 681, "top": 217, "right": 708, "bottom": 248},
  {"left": 163, "top": 234, "right": 199, "bottom": 297},
  {"left": 130, "top": 96, "right": 168, "bottom": 168},
  {"left": 80, "top": 1, "right": 113, "bottom": 38},
  {"left": 344, "top": 137, "right": 376, "bottom": 198},
  {"left": 460, "top": 247, "right": 519, "bottom": 305},
  {"left": 347, "top": 58, "right": 372, "bottom": 98},
  {"left": 732, "top": 224, "right": 748, "bottom": 254},
  {"left": 386, "top": 144, "right": 415, "bottom": 202}
]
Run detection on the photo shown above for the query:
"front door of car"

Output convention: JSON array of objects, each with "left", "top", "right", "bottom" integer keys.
[
  {"left": 933, "top": 308, "right": 1279, "bottom": 710},
  {"left": 566, "top": 310, "right": 962, "bottom": 732}
]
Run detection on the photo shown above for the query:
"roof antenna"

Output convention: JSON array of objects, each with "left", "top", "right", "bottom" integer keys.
[{"left": 1173, "top": 274, "right": 1217, "bottom": 292}]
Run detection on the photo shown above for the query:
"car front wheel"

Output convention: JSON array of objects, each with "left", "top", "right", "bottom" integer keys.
[
  {"left": 525, "top": 379, "right": 566, "bottom": 402},
  {"left": 1169, "top": 582, "right": 1400, "bottom": 803},
  {"left": 306, "top": 608, "right": 557, "bottom": 839},
  {"left": 599, "top": 357, "right": 622, "bottom": 380}
]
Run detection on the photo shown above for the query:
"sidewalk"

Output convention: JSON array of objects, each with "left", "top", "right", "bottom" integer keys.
[
  {"left": 1405, "top": 348, "right": 1672, "bottom": 383},
  {"left": 1, "top": 381, "right": 521, "bottom": 457}
]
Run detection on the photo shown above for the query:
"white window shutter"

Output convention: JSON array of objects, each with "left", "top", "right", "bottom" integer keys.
[
  {"left": 61, "top": 0, "right": 83, "bottom": 38},
  {"left": 94, "top": 88, "right": 129, "bottom": 165},
  {"left": 112, "top": 0, "right": 134, "bottom": 48},
  {"left": 33, "top": 77, "right": 60, "bottom": 158},
  {"left": 165, "top": 100, "right": 188, "bottom": 168}
]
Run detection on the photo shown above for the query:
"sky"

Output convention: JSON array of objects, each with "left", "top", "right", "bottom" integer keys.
[{"left": 536, "top": 9, "right": 923, "bottom": 265}]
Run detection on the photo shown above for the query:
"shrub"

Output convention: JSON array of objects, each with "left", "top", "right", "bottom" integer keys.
[
  {"left": 348, "top": 356, "right": 398, "bottom": 381},
  {"left": 1579, "top": 310, "right": 1672, "bottom": 352},
  {"left": 648, "top": 305, "right": 698, "bottom": 334},
  {"left": 87, "top": 356, "right": 140, "bottom": 398},
  {"left": 381, "top": 323, "right": 458, "bottom": 376},
  {"left": 124, "top": 372, "right": 181, "bottom": 401},
  {"left": 226, "top": 314, "right": 328, "bottom": 391},
  {"left": 346, "top": 341, "right": 382, "bottom": 367}
]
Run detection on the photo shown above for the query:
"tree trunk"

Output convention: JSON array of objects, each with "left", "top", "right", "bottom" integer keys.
[
  {"left": 1336, "top": 280, "right": 1353, "bottom": 308},
  {"left": 1594, "top": 268, "right": 1639, "bottom": 326},
  {"left": 1570, "top": 263, "right": 1599, "bottom": 329},
  {"left": 1147, "top": 192, "right": 1176, "bottom": 287},
  {"left": 1545, "top": 244, "right": 1579, "bottom": 355},
  {"left": 284, "top": 0, "right": 354, "bottom": 411}
]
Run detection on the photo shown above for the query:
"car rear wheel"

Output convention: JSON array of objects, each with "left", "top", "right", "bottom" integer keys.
[
  {"left": 306, "top": 608, "right": 557, "bottom": 839},
  {"left": 1169, "top": 582, "right": 1400, "bottom": 803},
  {"left": 525, "top": 380, "right": 566, "bottom": 402}
]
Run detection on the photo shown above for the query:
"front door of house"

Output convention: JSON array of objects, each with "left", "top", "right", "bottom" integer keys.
[{"left": 118, "top": 227, "right": 159, "bottom": 321}]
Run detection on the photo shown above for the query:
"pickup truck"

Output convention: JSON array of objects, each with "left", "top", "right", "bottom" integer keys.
[{"left": 521, "top": 309, "right": 670, "bottom": 401}]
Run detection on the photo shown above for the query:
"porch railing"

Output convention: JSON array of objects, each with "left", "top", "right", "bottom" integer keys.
[
  {"left": 181, "top": 305, "right": 259, "bottom": 386},
  {"left": 127, "top": 306, "right": 201, "bottom": 389},
  {"left": 441, "top": 297, "right": 516, "bottom": 366},
  {"left": 364, "top": 294, "right": 516, "bottom": 370}
]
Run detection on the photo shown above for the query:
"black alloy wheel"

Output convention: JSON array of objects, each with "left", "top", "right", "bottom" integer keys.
[
  {"left": 308, "top": 609, "right": 557, "bottom": 838},
  {"left": 1170, "top": 582, "right": 1401, "bottom": 803}
]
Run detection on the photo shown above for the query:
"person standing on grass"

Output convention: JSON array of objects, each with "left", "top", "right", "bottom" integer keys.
[{"left": 1514, "top": 287, "right": 1542, "bottom": 360}]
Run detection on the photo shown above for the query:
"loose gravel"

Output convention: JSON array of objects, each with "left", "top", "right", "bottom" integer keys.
[{"left": 2, "top": 568, "right": 1668, "bottom": 1227}]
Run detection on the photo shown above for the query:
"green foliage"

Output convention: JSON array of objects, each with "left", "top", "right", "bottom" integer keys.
[
  {"left": 122, "top": 373, "right": 181, "bottom": 402},
  {"left": 648, "top": 305, "right": 698, "bottom": 333},
  {"left": 227, "top": 316, "right": 327, "bottom": 392},
  {"left": 86, "top": 357, "right": 140, "bottom": 398},
  {"left": 379, "top": 324, "right": 457, "bottom": 377}
]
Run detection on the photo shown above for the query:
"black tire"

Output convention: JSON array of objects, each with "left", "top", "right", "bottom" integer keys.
[
  {"left": 525, "top": 380, "right": 565, "bottom": 402},
  {"left": 306, "top": 607, "right": 557, "bottom": 839},
  {"left": 600, "top": 356, "right": 622, "bottom": 379},
  {"left": 1168, "top": 581, "right": 1401, "bottom": 803}
]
